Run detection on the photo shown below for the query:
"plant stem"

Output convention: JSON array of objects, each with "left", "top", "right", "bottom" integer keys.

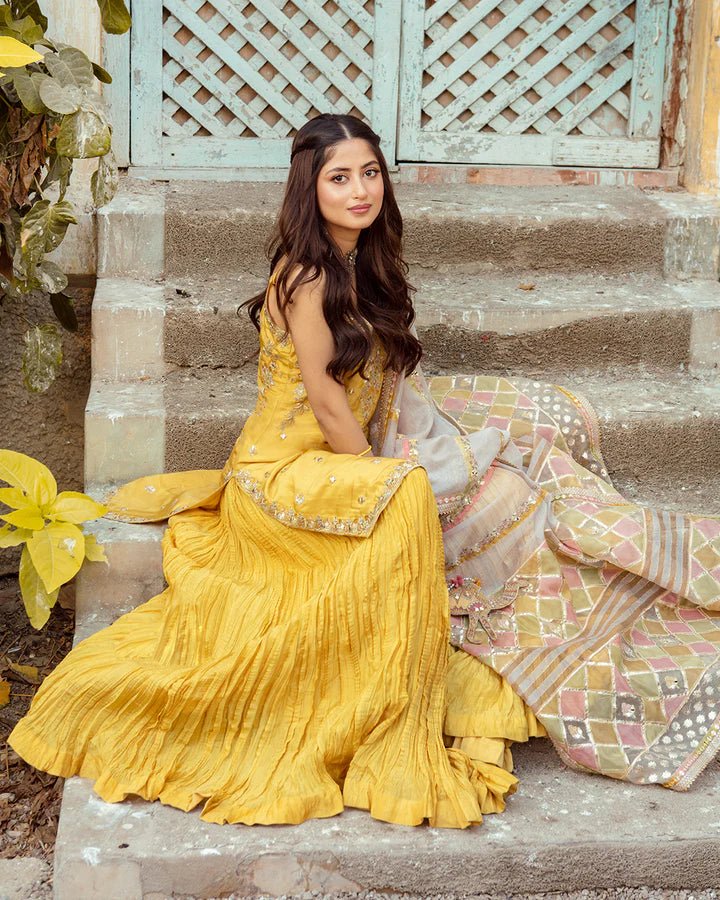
[{"left": 0, "top": 306, "right": 34, "bottom": 328}]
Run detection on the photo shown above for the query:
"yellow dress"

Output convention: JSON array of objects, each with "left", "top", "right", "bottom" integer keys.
[{"left": 8, "top": 271, "right": 528, "bottom": 828}]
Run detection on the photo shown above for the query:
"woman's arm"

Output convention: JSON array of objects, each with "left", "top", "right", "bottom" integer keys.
[{"left": 282, "top": 267, "right": 371, "bottom": 455}]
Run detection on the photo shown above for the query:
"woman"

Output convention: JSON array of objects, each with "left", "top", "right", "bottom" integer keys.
[{"left": 8, "top": 114, "right": 720, "bottom": 829}]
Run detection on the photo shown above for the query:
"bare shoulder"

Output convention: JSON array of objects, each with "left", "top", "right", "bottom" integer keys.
[
  {"left": 268, "top": 257, "right": 326, "bottom": 329},
  {"left": 274, "top": 256, "right": 323, "bottom": 296}
]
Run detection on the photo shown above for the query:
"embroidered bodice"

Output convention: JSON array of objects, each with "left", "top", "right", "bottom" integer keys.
[{"left": 228, "top": 269, "right": 386, "bottom": 464}]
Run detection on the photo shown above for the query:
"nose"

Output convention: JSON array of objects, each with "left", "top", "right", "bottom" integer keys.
[{"left": 351, "top": 175, "right": 368, "bottom": 199}]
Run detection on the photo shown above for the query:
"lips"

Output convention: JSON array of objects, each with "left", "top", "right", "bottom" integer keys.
[{"left": 349, "top": 204, "right": 371, "bottom": 211}]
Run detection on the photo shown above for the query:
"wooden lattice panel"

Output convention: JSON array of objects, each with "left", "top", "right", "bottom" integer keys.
[
  {"left": 131, "top": 0, "right": 401, "bottom": 169},
  {"left": 398, "top": 0, "right": 671, "bottom": 167}
]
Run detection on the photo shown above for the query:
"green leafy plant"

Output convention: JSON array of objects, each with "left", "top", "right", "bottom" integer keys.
[
  {"left": 0, "top": 0, "right": 130, "bottom": 393},
  {"left": 0, "top": 449, "right": 107, "bottom": 630}
]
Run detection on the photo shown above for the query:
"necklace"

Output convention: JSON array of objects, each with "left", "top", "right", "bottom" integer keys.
[{"left": 344, "top": 247, "right": 358, "bottom": 269}]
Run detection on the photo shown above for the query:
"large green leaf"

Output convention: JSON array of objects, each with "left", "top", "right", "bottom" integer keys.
[
  {"left": 20, "top": 199, "right": 77, "bottom": 267},
  {"left": 21, "top": 322, "right": 62, "bottom": 392},
  {"left": 56, "top": 108, "right": 111, "bottom": 158},
  {"left": 37, "top": 260, "right": 68, "bottom": 294},
  {"left": 0, "top": 273, "right": 23, "bottom": 300},
  {"left": 38, "top": 74, "right": 82, "bottom": 114},
  {"left": 43, "top": 47, "right": 94, "bottom": 89},
  {"left": 19, "top": 546, "right": 57, "bottom": 630},
  {"left": 12, "top": 69, "right": 45, "bottom": 114},
  {"left": 96, "top": 0, "right": 131, "bottom": 35},
  {"left": 39, "top": 153, "right": 72, "bottom": 194},
  {"left": 91, "top": 61, "right": 112, "bottom": 84},
  {"left": 0, "top": 16, "right": 44, "bottom": 46},
  {"left": 12, "top": 244, "right": 29, "bottom": 282}
]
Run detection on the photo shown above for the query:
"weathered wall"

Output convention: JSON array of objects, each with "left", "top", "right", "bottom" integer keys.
[{"left": 683, "top": 0, "right": 720, "bottom": 193}]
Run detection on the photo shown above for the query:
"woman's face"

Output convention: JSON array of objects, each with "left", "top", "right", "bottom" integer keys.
[{"left": 316, "top": 138, "right": 384, "bottom": 248}]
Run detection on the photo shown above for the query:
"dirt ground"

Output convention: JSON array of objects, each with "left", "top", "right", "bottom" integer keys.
[{"left": 0, "top": 572, "right": 74, "bottom": 894}]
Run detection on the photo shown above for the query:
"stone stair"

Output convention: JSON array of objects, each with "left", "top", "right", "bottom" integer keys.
[{"left": 54, "top": 178, "right": 720, "bottom": 899}]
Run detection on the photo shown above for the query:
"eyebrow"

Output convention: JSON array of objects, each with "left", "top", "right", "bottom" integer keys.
[{"left": 326, "top": 160, "right": 379, "bottom": 174}]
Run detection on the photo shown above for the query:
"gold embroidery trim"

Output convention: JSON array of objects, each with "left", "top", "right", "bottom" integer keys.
[{"left": 230, "top": 459, "right": 419, "bottom": 536}]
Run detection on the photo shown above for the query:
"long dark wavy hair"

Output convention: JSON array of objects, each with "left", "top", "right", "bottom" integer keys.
[{"left": 238, "top": 113, "right": 423, "bottom": 383}]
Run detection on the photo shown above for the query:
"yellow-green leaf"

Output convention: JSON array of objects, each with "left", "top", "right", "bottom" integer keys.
[
  {"left": 7, "top": 660, "right": 40, "bottom": 684},
  {"left": 19, "top": 546, "right": 57, "bottom": 630},
  {"left": 26, "top": 521, "right": 84, "bottom": 594},
  {"left": 83, "top": 532, "right": 108, "bottom": 564},
  {"left": 0, "top": 486, "right": 29, "bottom": 509},
  {"left": 0, "top": 449, "right": 57, "bottom": 507},
  {"left": 0, "top": 36, "right": 43, "bottom": 68},
  {"left": 0, "top": 679, "right": 9, "bottom": 708},
  {"left": 1, "top": 506, "right": 44, "bottom": 530},
  {"left": 47, "top": 491, "right": 106, "bottom": 524},
  {"left": 97, "top": 0, "right": 131, "bottom": 35},
  {"left": 0, "top": 525, "right": 31, "bottom": 548}
]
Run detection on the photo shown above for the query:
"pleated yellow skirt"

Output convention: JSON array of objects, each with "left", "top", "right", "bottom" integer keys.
[{"left": 8, "top": 467, "right": 522, "bottom": 828}]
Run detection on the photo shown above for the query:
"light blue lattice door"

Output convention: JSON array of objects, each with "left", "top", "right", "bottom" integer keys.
[
  {"left": 128, "top": 1, "right": 673, "bottom": 171},
  {"left": 398, "top": 0, "right": 672, "bottom": 168},
  {"left": 130, "top": 0, "right": 402, "bottom": 170}
]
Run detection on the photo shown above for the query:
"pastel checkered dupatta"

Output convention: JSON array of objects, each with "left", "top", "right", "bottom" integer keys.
[{"left": 370, "top": 337, "right": 720, "bottom": 792}]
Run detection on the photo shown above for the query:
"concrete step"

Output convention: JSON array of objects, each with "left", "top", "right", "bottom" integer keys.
[
  {"left": 84, "top": 367, "right": 720, "bottom": 495},
  {"left": 92, "top": 271, "right": 720, "bottom": 382},
  {"left": 163, "top": 182, "right": 720, "bottom": 279},
  {"left": 52, "top": 721, "right": 720, "bottom": 899},
  {"left": 74, "top": 519, "right": 165, "bottom": 628},
  {"left": 151, "top": 271, "right": 720, "bottom": 376},
  {"left": 98, "top": 179, "right": 720, "bottom": 282}
]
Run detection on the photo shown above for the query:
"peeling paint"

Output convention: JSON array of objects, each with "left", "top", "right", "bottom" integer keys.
[{"left": 662, "top": 0, "right": 690, "bottom": 168}]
